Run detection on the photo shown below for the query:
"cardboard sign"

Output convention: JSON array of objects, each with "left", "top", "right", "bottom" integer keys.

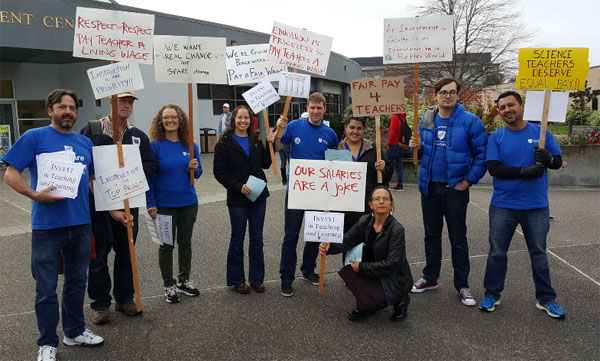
[
  {"left": 36, "top": 159, "right": 85, "bottom": 199},
  {"left": 325, "top": 149, "right": 352, "bottom": 162},
  {"left": 73, "top": 7, "right": 154, "bottom": 64},
  {"left": 95, "top": 163, "right": 149, "bottom": 204},
  {"left": 350, "top": 76, "right": 406, "bottom": 116},
  {"left": 268, "top": 21, "right": 333, "bottom": 76},
  {"left": 225, "top": 44, "right": 287, "bottom": 85},
  {"left": 523, "top": 91, "right": 569, "bottom": 123},
  {"left": 304, "top": 211, "right": 344, "bottom": 243},
  {"left": 153, "top": 35, "right": 227, "bottom": 84},
  {"left": 144, "top": 213, "right": 173, "bottom": 246},
  {"left": 242, "top": 80, "right": 281, "bottom": 114},
  {"left": 87, "top": 62, "right": 144, "bottom": 100},
  {"left": 516, "top": 48, "right": 589, "bottom": 91},
  {"left": 383, "top": 16, "right": 453, "bottom": 64},
  {"left": 278, "top": 71, "right": 311, "bottom": 99},
  {"left": 288, "top": 159, "right": 367, "bottom": 212}
]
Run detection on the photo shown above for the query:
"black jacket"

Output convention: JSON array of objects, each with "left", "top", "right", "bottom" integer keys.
[
  {"left": 213, "top": 133, "right": 271, "bottom": 206},
  {"left": 329, "top": 214, "right": 413, "bottom": 305}
]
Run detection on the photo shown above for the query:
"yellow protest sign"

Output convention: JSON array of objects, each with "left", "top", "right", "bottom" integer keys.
[{"left": 516, "top": 48, "right": 589, "bottom": 91}]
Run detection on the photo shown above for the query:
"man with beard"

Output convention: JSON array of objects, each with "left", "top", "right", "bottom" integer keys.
[{"left": 3, "top": 89, "right": 104, "bottom": 361}]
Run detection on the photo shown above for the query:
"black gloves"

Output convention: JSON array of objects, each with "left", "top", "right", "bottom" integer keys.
[
  {"left": 520, "top": 164, "right": 545, "bottom": 178},
  {"left": 535, "top": 148, "right": 553, "bottom": 167}
]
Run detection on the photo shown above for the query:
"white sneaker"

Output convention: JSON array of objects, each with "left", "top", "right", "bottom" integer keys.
[
  {"left": 37, "top": 346, "right": 57, "bottom": 361},
  {"left": 63, "top": 328, "right": 104, "bottom": 347},
  {"left": 459, "top": 288, "right": 476, "bottom": 306}
]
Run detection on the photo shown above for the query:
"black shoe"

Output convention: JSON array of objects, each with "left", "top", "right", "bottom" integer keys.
[
  {"left": 390, "top": 295, "right": 410, "bottom": 322},
  {"left": 281, "top": 283, "right": 294, "bottom": 297},
  {"left": 347, "top": 308, "right": 373, "bottom": 321},
  {"left": 177, "top": 280, "right": 200, "bottom": 297},
  {"left": 164, "top": 285, "right": 180, "bottom": 304},
  {"left": 302, "top": 273, "right": 320, "bottom": 285}
]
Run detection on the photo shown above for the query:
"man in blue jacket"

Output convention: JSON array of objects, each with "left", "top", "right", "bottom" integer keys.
[{"left": 408, "top": 77, "right": 487, "bottom": 306}]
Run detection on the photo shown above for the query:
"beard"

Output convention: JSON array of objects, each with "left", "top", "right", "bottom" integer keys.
[{"left": 53, "top": 114, "right": 76, "bottom": 131}]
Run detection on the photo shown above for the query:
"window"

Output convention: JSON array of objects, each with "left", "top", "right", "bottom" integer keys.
[{"left": 17, "top": 100, "right": 50, "bottom": 136}]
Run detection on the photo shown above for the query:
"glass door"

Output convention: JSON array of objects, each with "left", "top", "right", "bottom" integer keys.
[{"left": 0, "top": 100, "right": 18, "bottom": 158}]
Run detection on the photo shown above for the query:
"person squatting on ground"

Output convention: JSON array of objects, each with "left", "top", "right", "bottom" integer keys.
[
  {"left": 386, "top": 112, "right": 411, "bottom": 191},
  {"left": 2, "top": 89, "right": 104, "bottom": 361},
  {"left": 146, "top": 104, "right": 202, "bottom": 304}
]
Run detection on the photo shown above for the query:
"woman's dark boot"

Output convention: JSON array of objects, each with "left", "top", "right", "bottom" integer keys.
[
  {"left": 390, "top": 295, "right": 410, "bottom": 322},
  {"left": 281, "top": 169, "right": 287, "bottom": 185},
  {"left": 347, "top": 308, "right": 373, "bottom": 321}
]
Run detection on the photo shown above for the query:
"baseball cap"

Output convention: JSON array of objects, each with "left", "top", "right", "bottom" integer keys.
[
  {"left": 116, "top": 91, "right": 138, "bottom": 100},
  {"left": 223, "top": 103, "right": 230, "bottom": 108}
]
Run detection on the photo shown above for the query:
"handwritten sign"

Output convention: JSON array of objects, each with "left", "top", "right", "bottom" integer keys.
[
  {"left": 278, "top": 71, "right": 311, "bottom": 99},
  {"left": 383, "top": 16, "right": 453, "bottom": 64},
  {"left": 95, "top": 164, "right": 149, "bottom": 204},
  {"left": 87, "top": 62, "right": 144, "bottom": 99},
  {"left": 350, "top": 76, "right": 406, "bottom": 116},
  {"left": 36, "top": 159, "right": 85, "bottom": 199},
  {"left": 153, "top": 35, "right": 227, "bottom": 84},
  {"left": 268, "top": 21, "right": 333, "bottom": 76},
  {"left": 73, "top": 7, "right": 154, "bottom": 64},
  {"left": 516, "top": 48, "right": 590, "bottom": 91},
  {"left": 242, "top": 80, "right": 280, "bottom": 114},
  {"left": 304, "top": 211, "right": 344, "bottom": 243},
  {"left": 225, "top": 44, "right": 287, "bottom": 85},
  {"left": 288, "top": 159, "right": 367, "bottom": 212},
  {"left": 523, "top": 91, "right": 569, "bottom": 123},
  {"left": 144, "top": 213, "right": 173, "bottom": 246}
]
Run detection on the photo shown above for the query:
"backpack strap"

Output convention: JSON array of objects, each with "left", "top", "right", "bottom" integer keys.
[{"left": 88, "top": 119, "right": 103, "bottom": 146}]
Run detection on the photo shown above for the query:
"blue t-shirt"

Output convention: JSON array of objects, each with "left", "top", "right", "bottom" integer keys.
[
  {"left": 430, "top": 115, "right": 449, "bottom": 182},
  {"left": 146, "top": 139, "right": 202, "bottom": 208},
  {"left": 486, "top": 123, "right": 562, "bottom": 210},
  {"left": 232, "top": 133, "right": 250, "bottom": 157},
  {"left": 281, "top": 118, "right": 339, "bottom": 160},
  {"left": 2, "top": 126, "right": 94, "bottom": 230}
]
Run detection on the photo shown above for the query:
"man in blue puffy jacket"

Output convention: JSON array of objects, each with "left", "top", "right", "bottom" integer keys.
[{"left": 408, "top": 77, "right": 488, "bottom": 307}]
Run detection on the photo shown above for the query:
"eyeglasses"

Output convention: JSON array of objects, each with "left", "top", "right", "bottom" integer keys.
[
  {"left": 162, "top": 115, "right": 179, "bottom": 120},
  {"left": 372, "top": 196, "right": 391, "bottom": 202},
  {"left": 438, "top": 90, "right": 458, "bottom": 97}
]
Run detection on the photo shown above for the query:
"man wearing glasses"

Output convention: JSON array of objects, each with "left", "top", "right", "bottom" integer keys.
[{"left": 408, "top": 77, "right": 488, "bottom": 307}]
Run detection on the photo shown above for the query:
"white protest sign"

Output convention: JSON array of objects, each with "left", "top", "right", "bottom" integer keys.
[
  {"left": 242, "top": 80, "right": 280, "bottom": 114},
  {"left": 304, "top": 211, "right": 344, "bottom": 243},
  {"left": 36, "top": 160, "right": 85, "bottom": 199},
  {"left": 153, "top": 35, "right": 227, "bottom": 84},
  {"left": 383, "top": 15, "right": 453, "bottom": 64},
  {"left": 73, "top": 7, "right": 154, "bottom": 64},
  {"left": 95, "top": 163, "right": 149, "bottom": 205},
  {"left": 288, "top": 159, "right": 367, "bottom": 212},
  {"left": 36, "top": 150, "right": 75, "bottom": 166},
  {"left": 87, "top": 62, "right": 144, "bottom": 100},
  {"left": 278, "top": 71, "right": 311, "bottom": 99},
  {"left": 92, "top": 144, "right": 146, "bottom": 211},
  {"left": 268, "top": 21, "right": 333, "bottom": 76},
  {"left": 225, "top": 44, "right": 287, "bottom": 85},
  {"left": 523, "top": 91, "right": 570, "bottom": 123},
  {"left": 143, "top": 213, "right": 173, "bottom": 246}
]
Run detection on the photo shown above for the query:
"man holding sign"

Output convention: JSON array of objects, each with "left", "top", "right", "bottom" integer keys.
[{"left": 2, "top": 89, "right": 103, "bottom": 360}]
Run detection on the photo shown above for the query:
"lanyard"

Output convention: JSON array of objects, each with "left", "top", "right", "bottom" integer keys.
[{"left": 345, "top": 141, "right": 363, "bottom": 162}]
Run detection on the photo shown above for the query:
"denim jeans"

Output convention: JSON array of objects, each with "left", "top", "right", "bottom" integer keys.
[
  {"left": 31, "top": 224, "right": 91, "bottom": 347},
  {"left": 227, "top": 199, "right": 266, "bottom": 285},
  {"left": 484, "top": 205, "right": 556, "bottom": 303},
  {"left": 386, "top": 145, "right": 405, "bottom": 184},
  {"left": 88, "top": 208, "right": 139, "bottom": 310},
  {"left": 279, "top": 192, "right": 319, "bottom": 284},
  {"left": 421, "top": 183, "right": 470, "bottom": 291}
]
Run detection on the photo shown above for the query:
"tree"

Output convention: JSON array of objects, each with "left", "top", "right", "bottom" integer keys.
[{"left": 567, "top": 81, "right": 596, "bottom": 135}]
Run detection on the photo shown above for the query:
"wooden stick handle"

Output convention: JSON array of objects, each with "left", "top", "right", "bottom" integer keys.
[
  {"left": 262, "top": 109, "right": 278, "bottom": 175},
  {"left": 188, "top": 83, "right": 195, "bottom": 186},
  {"left": 276, "top": 68, "right": 298, "bottom": 139},
  {"left": 375, "top": 115, "right": 382, "bottom": 183},
  {"left": 413, "top": 63, "right": 420, "bottom": 165},
  {"left": 318, "top": 253, "right": 326, "bottom": 293},
  {"left": 539, "top": 89, "right": 551, "bottom": 150}
]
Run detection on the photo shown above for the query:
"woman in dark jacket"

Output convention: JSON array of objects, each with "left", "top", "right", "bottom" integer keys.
[
  {"left": 320, "top": 186, "right": 413, "bottom": 322},
  {"left": 213, "top": 105, "right": 271, "bottom": 294}
]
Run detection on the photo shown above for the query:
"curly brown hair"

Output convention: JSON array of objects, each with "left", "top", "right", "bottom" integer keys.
[
  {"left": 222, "top": 105, "right": 259, "bottom": 144},
  {"left": 149, "top": 104, "right": 190, "bottom": 149}
]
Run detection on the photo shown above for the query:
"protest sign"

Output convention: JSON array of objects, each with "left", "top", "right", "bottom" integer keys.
[
  {"left": 87, "top": 62, "right": 144, "bottom": 100},
  {"left": 383, "top": 16, "right": 453, "bottom": 64},
  {"left": 304, "top": 211, "right": 344, "bottom": 243},
  {"left": 225, "top": 44, "right": 287, "bottom": 85},
  {"left": 288, "top": 159, "right": 367, "bottom": 212},
  {"left": 144, "top": 213, "right": 173, "bottom": 246},
  {"left": 278, "top": 71, "right": 311, "bottom": 99},
  {"left": 36, "top": 159, "right": 85, "bottom": 199},
  {"left": 325, "top": 149, "right": 352, "bottom": 162},
  {"left": 268, "top": 21, "right": 333, "bottom": 76},
  {"left": 516, "top": 48, "right": 590, "bottom": 91},
  {"left": 242, "top": 80, "right": 281, "bottom": 114},
  {"left": 523, "top": 91, "right": 569, "bottom": 123},
  {"left": 0, "top": 125, "right": 11, "bottom": 155},
  {"left": 350, "top": 76, "right": 406, "bottom": 116},
  {"left": 73, "top": 7, "right": 154, "bottom": 64},
  {"left": 95, "top": 163, "right": 149, "bottom": 205},
  {"left": 154, "top": 35, "right": 227, "bottom": 84}
]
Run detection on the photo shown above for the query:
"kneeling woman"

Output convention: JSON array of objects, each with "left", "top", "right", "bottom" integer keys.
[{"left": 319, "top": 186, "right": 413, "bottom": 322}]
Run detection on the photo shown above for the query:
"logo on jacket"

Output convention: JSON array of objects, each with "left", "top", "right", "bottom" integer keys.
[
  {"left": 64, "top": 145, "right": 73, "bottom": 151},
  {"left": 132, "top": 136, "right": 140, "bottom": 145},
  {"left": 294, "top": 137, "right": 301, "bottom": 144},
  {"left": 437, "top": 130, "right": 446, "bottom": 140},
  {"left": 183, "top": 151, "right": 189, "bottom": 156},
  {"left": 318, "top": 138, "right": 329, "bottom": 145}
]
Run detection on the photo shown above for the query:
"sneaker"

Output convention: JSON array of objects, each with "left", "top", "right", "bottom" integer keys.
[
  {"left": 93, "top": 309, "right": 110, "bottom": 325},
  {"left": 392, "top": 183, "right": 404, "bottom": 191},
  {"left": 63, "top": 328, "right": 104, "bottom": 347},
  {"left": 536, "top": 302, "right": 565, "bottom": 319},
  {"left": 177, "top": 280, "right": 200, "bottom": 297},
  {"left": 479, "top": 297, "right": 501, "bottom": 312},
  {"left": 458, "top": 288, "right": 476, "bottom": 306},
  {"left": 115, "top": 301, "right": 142, "bottom": 316},
  {"left": 37, "top": 346, "right": 57, "bottom": 361},
  {"left": 411, "top": 278, "right": 438, "bottom": 293},
  {"left": 281, "top": 283, "right": 294, "bottom": 297},
  {"left": 165, "top": 285, "right": 180, "bottom": 303},
  {"left": 302, "top": 273, "right": 320, "bottom": 286}
]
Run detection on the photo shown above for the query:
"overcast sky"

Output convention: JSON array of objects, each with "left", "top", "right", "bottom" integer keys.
[{"left": 118, "top": 0, "right": 599, "bottom": 66}]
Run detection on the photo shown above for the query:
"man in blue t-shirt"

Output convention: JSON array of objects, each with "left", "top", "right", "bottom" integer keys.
[
  {"left": 267, "top": 92, "right": 339, "bottom": 297},
  {"left": 479, "top": 91, "right": 565, "bottom": 319},
  {"left": 408, "top": 77, "right": 488, "bottom": 307},
  {"left": 2, "top": 89, "right": 103, "bottom": 360}
]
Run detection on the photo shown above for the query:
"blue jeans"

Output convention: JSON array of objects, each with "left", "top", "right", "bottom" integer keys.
[
  {"left": 386, "top": 145, "right": 405, "bottom": 184},
  {"left": 227, "top": 199, "right": 266, "bottom": 285},
  {"left": 421, "top": 183, "right": 470, "bottom": 291},
  {"left": 484, "top": 205, "right": 556, "bottom": 303},
  {"left": 88, "top": 208, "right": 139, "bottom": 310},
  {"left": 31, "top": 224, "right": 91, "bottom": 347},
  {"left": 279, "top": 192, "right": 319, "bottom": 284}
]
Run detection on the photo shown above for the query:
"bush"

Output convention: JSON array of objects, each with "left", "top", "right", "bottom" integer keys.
[
  {"left": 566, "top": 107, "right": 593, "bottom": 126},
  {"left": 589, "top": 111, "right": 600, "bottom": 127},
  {"left": 554, "top": 131, "right": 600, "bottom": 146}
]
